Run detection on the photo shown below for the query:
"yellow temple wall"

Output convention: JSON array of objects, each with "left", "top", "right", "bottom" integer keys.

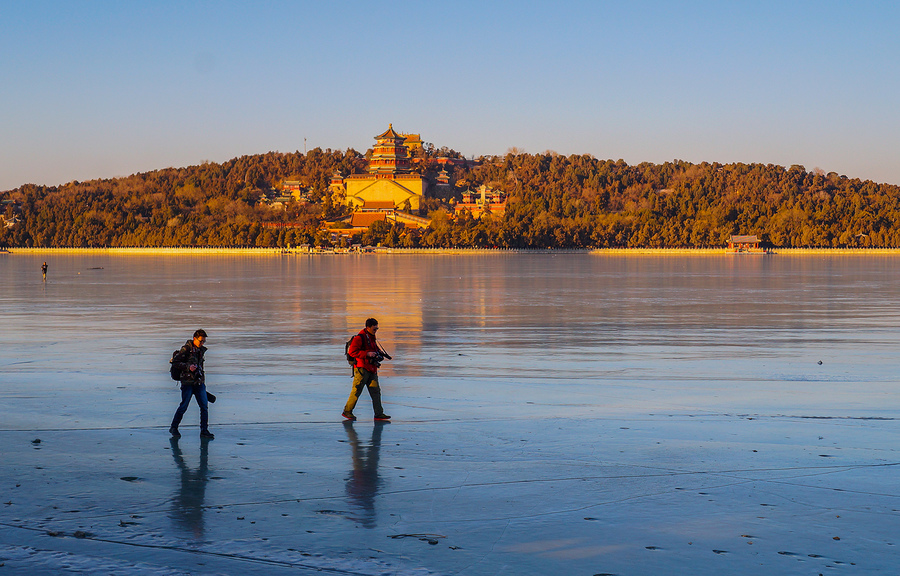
[{"left": 344, "top": 177, "right": 424, "bottom": 211}]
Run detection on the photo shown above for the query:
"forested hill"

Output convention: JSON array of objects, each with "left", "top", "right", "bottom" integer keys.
[{"left": 3, "top": 148, "right": 900, "bottom": 249}]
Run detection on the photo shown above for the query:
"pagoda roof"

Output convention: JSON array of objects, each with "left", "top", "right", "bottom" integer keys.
[{"left": 375, "top": 123, "right": 404, "bottom": 141}]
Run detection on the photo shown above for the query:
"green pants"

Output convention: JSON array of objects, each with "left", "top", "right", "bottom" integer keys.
[{"left": 343, "top": 367, "right": 384, "bottom": 416}]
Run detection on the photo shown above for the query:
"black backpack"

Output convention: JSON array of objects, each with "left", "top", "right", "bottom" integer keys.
[
  {"left": 344, "top": 334, "right": 358, "bottom": 367},
  {"left": 169, "top": 349, "right": 182, "bottom": 380}
]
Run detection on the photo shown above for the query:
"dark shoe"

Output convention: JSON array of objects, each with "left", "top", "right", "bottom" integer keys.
[
  {"left": 169, "top": 426, "right": 181, "bottom": 438},
  {"left": 374, "top": 414, "right": 391, "bottom": 421},
  {"left": 342, "top": 411, "right": 357, "bottom": 421},
  {"left": 206, "top": 392, "right": 216, "bottom": 404},
  {"left": 200, "top": 430, "right": 215, "bottom": 439}
]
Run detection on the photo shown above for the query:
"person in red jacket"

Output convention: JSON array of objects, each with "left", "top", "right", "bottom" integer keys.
[{"left": 342, "top": 318, "right": 390, "bottom": 421}]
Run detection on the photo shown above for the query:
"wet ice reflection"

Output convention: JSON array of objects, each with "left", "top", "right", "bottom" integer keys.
[
  {"left": 3, "top": 253, "right": 900, "bottom": 574},
  {"left": 343, "top": 421, "right": 386, "bottom": 529},
  {"left": 168, "top": 437, "right": 211, "bottom": 539}
]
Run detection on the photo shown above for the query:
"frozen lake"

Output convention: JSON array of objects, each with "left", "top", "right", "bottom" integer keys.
[{"left": 1, "top": 252, "right": 899, "bottom": 574}]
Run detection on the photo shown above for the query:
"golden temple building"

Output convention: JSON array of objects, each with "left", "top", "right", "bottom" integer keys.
[{"left": 332, "top": 124, "right": 425, "bottom": 211}]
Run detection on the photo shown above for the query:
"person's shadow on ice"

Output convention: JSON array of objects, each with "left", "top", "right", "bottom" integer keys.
[
  {"left": 344, "top": 420, "right": 386, "bottom": 528},
  {"left": 169, "top": 436, "right": 210, "bottom": 539}
]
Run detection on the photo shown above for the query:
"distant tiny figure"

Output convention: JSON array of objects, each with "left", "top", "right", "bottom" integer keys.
[
  {"left": 41, "top": 262, "right": 47, "bottom": 281},
  {"left": 169, "top": 329, "right": 215, "bottom": 439},
  {"left": 342, "top": 318, "right": 391, "bottom": 421}
]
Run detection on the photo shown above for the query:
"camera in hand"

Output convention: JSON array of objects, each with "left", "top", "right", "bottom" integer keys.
[{"left": 371, "top": 350, "right": 391, "bottom": 368}]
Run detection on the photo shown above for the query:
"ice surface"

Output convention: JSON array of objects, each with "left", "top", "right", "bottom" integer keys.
[{"left": 1, "top": 253, "right": 899, "bottom": 574}]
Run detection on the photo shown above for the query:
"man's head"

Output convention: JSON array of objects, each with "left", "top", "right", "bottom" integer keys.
[
  {"left": 193, "top": 329, "right": 208, "bottom": 347},
  {"left": 365, "top": 318, "right": 378, "bottom": 336}
]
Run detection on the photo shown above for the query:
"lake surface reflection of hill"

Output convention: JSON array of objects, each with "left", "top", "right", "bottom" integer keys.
[{"left": 1, "top": 253, "right": 898, "bottom": 575}]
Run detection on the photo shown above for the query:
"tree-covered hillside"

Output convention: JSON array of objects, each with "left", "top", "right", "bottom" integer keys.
[
  {"left": 1, "top": 149, "right": 365, "bottom": 248},
  {"left": 3, "top": 148, "right": 899, "bottom": 248}
]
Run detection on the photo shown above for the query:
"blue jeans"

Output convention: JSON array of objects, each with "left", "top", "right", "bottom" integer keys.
[{"left": 171, "top": 383, "right": 209, "bottom": 432}]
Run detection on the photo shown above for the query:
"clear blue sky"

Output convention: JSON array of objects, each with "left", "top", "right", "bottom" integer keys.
[{"left": 2, "top": 1, "right": 899, "bottom": 190}]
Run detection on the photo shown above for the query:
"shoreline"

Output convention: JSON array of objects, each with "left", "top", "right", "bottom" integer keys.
[{"left": 4, "top": 246, "right": 900, "bottom": 255}]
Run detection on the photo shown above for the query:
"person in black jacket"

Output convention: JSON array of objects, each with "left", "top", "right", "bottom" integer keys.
[{"left": 169, "top": 329, "right": 214, "bottom": 439}]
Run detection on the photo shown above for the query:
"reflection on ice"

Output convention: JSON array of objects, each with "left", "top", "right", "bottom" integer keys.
[
  {"left": 343, "top": 420, "right": 385, "bottom": 529},
  {"left": 169, "top": 437, "right": 210, "bottom": 539},
  {"left": 2, "top": 253, "right": 900, "bottom": 574}
]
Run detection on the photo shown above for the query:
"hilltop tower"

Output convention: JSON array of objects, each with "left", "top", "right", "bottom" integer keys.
[
  {"left": 368, "top": 124, "right": 411, "bottom": 176},
  {"left": 335, "top": 124, "right": 425, "bottom": 211}
]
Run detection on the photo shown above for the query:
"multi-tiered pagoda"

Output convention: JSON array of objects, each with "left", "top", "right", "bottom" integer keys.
[
  {"left": 368, "top": 124, "right": 412, "bottom": 177},
  {"left": 332, "top": 124, "right": 425, "bottom": 211}
]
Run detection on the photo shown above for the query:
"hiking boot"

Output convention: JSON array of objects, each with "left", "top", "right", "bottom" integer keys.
[
  {"left": 169, "top": 426, "right": 181, "bottom": 438},
  {"left": 374, "top": 414, "right": 391, "bottom": 421},
  {"left": 200, "top": 430, "right": 215, "bottom": 439},
  {"left": 342, "top": 411, "right": 357, "bottom": 421}
]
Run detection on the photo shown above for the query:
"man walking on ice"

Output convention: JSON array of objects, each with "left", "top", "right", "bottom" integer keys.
[
  {"left": 342, "top": 318, "right": 390, "bottom": 422},
  {"left": 170, "top": 329, "right": 215, "bottom": 439}
]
